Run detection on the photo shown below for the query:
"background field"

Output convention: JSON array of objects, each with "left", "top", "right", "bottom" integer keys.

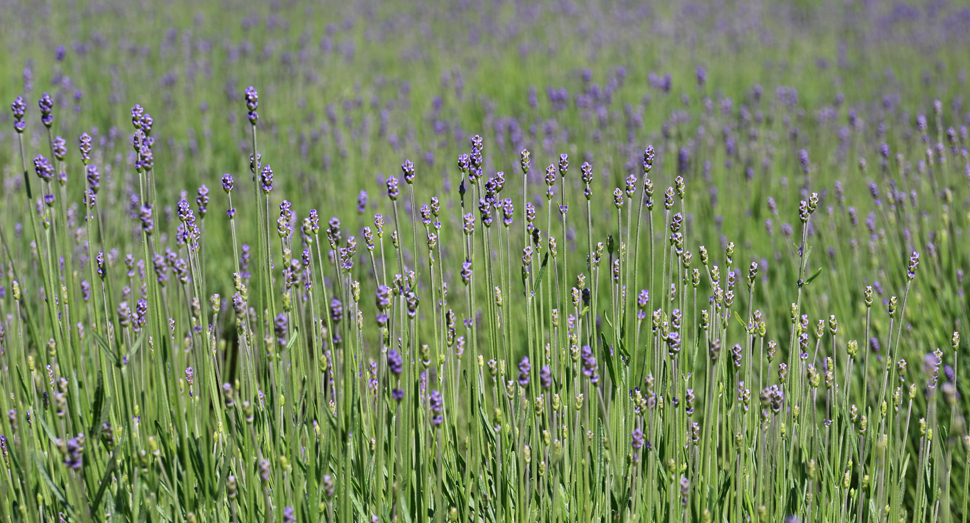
[{"left": 1, "top": 0, "right": 969, "bottom": 521}]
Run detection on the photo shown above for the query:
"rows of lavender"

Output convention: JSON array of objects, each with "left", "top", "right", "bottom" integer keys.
[{"left": 1, "top": 1, "right": 970, "bottom": 521}]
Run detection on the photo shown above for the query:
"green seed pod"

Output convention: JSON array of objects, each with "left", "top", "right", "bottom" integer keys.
[
  {"left": 847, "top": 339, "right": 859, "bottom": 359},
  {"left": 227, "top": 475, "right": 237, "bottom": 499}
]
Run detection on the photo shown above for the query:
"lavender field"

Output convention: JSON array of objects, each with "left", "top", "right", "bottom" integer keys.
[{"left": 1, "top": 0, "right": 969, "bottom": 521}]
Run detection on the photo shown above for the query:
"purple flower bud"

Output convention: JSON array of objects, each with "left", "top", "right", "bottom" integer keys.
[
  {"left": 260, "top": 165, "right": 274, "bottom": 193},
  {"left": 33, "top": 155, "right": 54, "bottom": 182},
  {"left": 244, "top": 86, "right": 259, "bottom": 124},
  {"left": 518, "top": 356, "right": 531, "bottom": 387},
  {"left": 388, "top": 349, "right": 403, "bottom": 375},
  {"left": 429, "top": 390, "right": 443, "bottom": 426},
  {"left": 53, "top": 136, "right": 67, "bottom": 162},
  {"left": 401, "top": 159, "right": 415, "bottom": 184},
  {"left": 695, "top": 66, "right": 707, "bottom": 87},
  {"left": 386, "top": 175, "right": 399, "bottom": 200},
  {"left": 130, "top": 104, "right": 144, "bottom": 129},
  {"left": 11, "top": 97, "right": 26, "bottom": 133},
  {"left": 63, "top": 437, "right": 83, "bottom": 470},
  {"left": 540, "top": 365, "right": 552, "bottom": 389},
  {"left": 907, "top": 251, "right": 920, "bottom": 280},
  {"left": 632, "top": 427, "right": 644, "bottom": 450},
  {"left": 330, "top": 297, "right": 343, "bottom": 323},
  {"left": 274, "top": 313, "right": 288, "bottom": 346},
  {"left": 196, "top": 185, "right": 209, "bottom": 217},
  {"left": 38, "top": 93, "right": 54, "bottom": 128}
]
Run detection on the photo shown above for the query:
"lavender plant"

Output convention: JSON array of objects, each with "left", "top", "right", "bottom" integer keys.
[{"left": 0, "top": 1, "right": 969, "bottom": 522}]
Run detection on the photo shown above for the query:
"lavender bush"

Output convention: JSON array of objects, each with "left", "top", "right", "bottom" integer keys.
[{"left": 0, "top": 0, "right": 969, "bottom": 521}]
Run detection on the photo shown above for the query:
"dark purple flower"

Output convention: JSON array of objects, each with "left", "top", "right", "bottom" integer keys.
[
  {"left": 695, "top": 66, "right": 707, "bottom": 87},
  {"left": 63, "top": 436, "right": 83, "bottom": 470},
  {"left": 274, "top": 313, "right": 288, "bottom": 346},
  {"left": 82, "top": 165, "right": 100, "bottom": 194},
  {"left": 222, "top": 174, "right": 234, "bottom": 192},
  {"left": 387, "top": 349, "right": 403, "bottom": 375},
  {"left": 517, "top": 356, "right": 531, "bottom": 387},
  {"left": 429, "top": 390, "right": 443, "bottom": 426},
  {"left": 330, "top": 297, "right": 343, "bottom": 323},
  {"left": 540, "top": 365, "right": 552, "bottom": 389},
  {"left": 244, "top": 86, "right": 259, "bottom": 124}
]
